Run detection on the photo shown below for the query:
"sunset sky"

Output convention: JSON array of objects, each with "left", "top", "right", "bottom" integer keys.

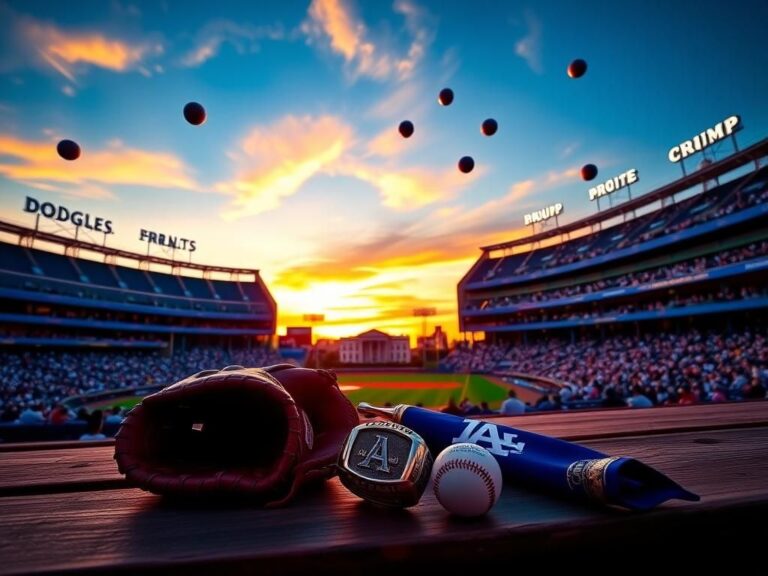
[{"left": 1, "top": 0, "right": 767, "bottom": 344}]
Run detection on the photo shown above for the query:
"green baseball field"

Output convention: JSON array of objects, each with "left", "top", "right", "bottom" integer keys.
[
  {"left": 85, "top": 371, "right": 519, "bottom": 411},
  {"left": 336, "top": 371, "right": 512, "bottom": 409}
]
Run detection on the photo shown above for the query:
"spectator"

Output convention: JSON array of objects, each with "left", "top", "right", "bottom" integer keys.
[
  {"left": 80, "top": 410, "right": 106, "bottom": 441},
  {"left": 105, "top": 406, "right": 123, "bottom": 425},
  {"left": 601, "top": 387, "right": 626, "bottom": 408},
  {"left": 17, "top": 403, "right": 45, "bottom": 425},
  {"left": 626, "top": 385, "right": 654, "bottom": 409},
  {"left": 499, "top": 389, "right": 526, "bottom": 415},
  {"left": 48, "top": 404, "right": 69, "bottom": 425},
  {"left": 441, "top": 397, "right": 464, "bottom": 416}
]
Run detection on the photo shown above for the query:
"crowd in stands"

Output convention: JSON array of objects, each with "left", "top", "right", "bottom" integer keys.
[
  {"left": 0, "top": 347, "right": 285, "bottom": 424},
  {"left": 443, "top": 329, "right": 767, "bottom": 408},
  {"left": 472, "top": 241, "right": 768, "bottom": 311},
  {"left": 489, "top": 285, "right": 767, "bottom": 325},
  {"left": 480, "top": 169, "right": 768, "bottom": 281}
]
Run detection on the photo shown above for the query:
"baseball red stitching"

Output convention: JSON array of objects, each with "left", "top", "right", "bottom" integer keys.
[{"left": 433, "top": 457, "right": 495, "bottom": 513}]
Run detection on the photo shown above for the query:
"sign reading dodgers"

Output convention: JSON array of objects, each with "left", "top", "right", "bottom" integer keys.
[
  {"left": 668, "top": 115, "right": 740, "bottom": 163},
  {"left": 524, "top": 203, "right": 563, "bottom": 226},
  {"left": 589, "top": 169, "right": 638, "bottom": 201},
  {"left": 24, "top": 196, "right": 113, "bottom": 234}
]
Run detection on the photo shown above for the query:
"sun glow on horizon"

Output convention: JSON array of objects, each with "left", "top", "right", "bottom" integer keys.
[{"left": 268, "top": 256, "right": 474, "bottom": 345}]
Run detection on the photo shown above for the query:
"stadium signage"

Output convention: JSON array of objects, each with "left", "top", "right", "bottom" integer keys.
[
  {"left": 524, "top": 203, "right": 563, "bottom": 226},
  {"left": 588, "top": 169, "right": 638, "bottom": 201},
  {"left": 668, "top": 115, "right": 741, "bottom": 163},
  {"left": 139, "top": 229, "right": 197, "bottom": 252},
  {"left": 23, "top": 196, "right": 114, "bottom": 233}
]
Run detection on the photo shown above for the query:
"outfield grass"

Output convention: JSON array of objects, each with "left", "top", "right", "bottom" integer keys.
[
  {"left": 86, "top": 372, "right": 512, "bottom": 411},
  {"left": 336, "top": 372, "right": 509, "bottom": 410},
  {"left": 89, "top": 396, "right": 146, "bottom": 410}
]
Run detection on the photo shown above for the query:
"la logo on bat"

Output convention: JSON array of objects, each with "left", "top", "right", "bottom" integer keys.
[{"left": 452, "top": 420, "right": 526, "bottom": 457}]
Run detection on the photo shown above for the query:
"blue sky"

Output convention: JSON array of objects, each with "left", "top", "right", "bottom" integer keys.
[{"left": 1, "top": 0, "right": 766, "bottom": 342}]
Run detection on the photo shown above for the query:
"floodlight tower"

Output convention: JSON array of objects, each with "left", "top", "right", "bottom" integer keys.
[{"left": 413, "top": 307, "right": 437, "bottom": 368}]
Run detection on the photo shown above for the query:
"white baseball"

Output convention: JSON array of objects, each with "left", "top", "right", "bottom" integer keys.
[{"left": 431, "top": 443, "right": 503, "bottom": 517}]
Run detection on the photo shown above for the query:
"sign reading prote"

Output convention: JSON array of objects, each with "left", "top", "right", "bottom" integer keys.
[{"left": 588, "top": 169, "right": 638, "bottom": 201}]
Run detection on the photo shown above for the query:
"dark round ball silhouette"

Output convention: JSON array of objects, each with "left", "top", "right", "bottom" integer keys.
[
  {"left": 398, "top": 120, "right": 414, "bottom": 138},
  {"left": 438, "top": 88, "right": 454, "bottom": 106},
  {"left": 567, "top": 59, "right": 588, "bottom": 79},
  {"left": 458, "top": 156, "right": 475, "bottom": 174},
  {"left": 481, "top": 118, "right": 498, "bottom": 136},
  {"left": 183, "top": 102, "right": 207, "bottom": 125},
  {"left": 581, "top": 163, "right": 598, "bottom": 181},
  {"left": 56, "top": 139, "right": 81, "bottom": 161}
]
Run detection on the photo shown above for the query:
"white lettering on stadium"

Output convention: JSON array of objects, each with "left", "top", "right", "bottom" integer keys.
[
  {"left": 668, "top": 115, "right": 740, "bottom": 163},
  {"left": 588, "top": 169, "right": 639, "bottom": 201},
  {"left": 524, "top": 203, "right": 563, "bottom": 226}
]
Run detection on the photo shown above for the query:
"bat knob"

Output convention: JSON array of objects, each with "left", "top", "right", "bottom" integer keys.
[{"left": 356, "top": 402, "right": 408, "bottom": 422}]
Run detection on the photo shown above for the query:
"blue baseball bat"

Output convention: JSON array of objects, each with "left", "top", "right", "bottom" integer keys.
[{"left": 358, "top": 403, "right": 699, "bottom": 511}]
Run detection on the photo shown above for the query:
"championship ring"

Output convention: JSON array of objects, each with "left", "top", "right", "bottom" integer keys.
[{"left": 337, "top": 421, "right": 433, "bottom": 508}]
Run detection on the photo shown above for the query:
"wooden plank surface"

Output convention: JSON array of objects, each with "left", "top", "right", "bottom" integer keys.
[
  {"left": 490, "top": 400, "right": 768, "bottom": 440},
  {"left": 1, "top": 426, "right": 767, "bottom": 575},
  {"left": 2, "top": 402, "right": 767, "bottom": 496}
]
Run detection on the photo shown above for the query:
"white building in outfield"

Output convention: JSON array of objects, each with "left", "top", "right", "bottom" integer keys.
[{"left": 339, "top": 329, "right": 411, "bottom": 364}]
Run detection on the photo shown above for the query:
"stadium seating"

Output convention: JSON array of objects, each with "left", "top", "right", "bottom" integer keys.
[
  {"left": 453, "top": 146, "right": 768, "bottom": 409},
  {"left": 466, "top": 167, "right": 768, "bottom": 288},
  {"left": 460, "top": 158, "right": 768, "bottom": 332},
  {"left": 0, "top": 346, "right": 287, "bottom": 441},
  {"left": 0, "top": 232, "right": 277, "bottom": 357}
]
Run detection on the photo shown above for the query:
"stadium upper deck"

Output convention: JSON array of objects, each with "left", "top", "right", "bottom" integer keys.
[
  {"left": 0, "top": 221, "right": 276, "bottom": 348},
  {"left": 458, "top": 138, "right": 768, "bottom": 336}
]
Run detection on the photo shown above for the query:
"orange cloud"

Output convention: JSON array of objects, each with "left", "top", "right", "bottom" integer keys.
[
  {"left": 20, "top": 18, "right": 161, "bottom": 80},
  {"left": 216, "top": 115, "right": 355, "bottom": 219},
  {"left": 366, "top": 126, "right": 408, "bottom": 158},
  {"left": 0, "top": 134, "right": 198, "bottom": 198},
  {"left": 306, "top": 0, "right": 360, "bottom": 61},
  {"left": 271, "top": 246, "right": 479, "bottom": 344},
  {"left": 272, "top": 263, "right": 463, "bottom": 344},
  {"left": 265, "top": 171, "right": 558, "bottom": 343},
  {"left": 411, "top": 165, "right": 582, "bottom": 241},
  {"left": 302, "top": 0, "right": 431, "bottom": 81},
  {"left": 346, "top": 162, "right": 476, "bottom": 210},
  {"left": 272, "top": 259, "right": 377, "bottom": 290}
]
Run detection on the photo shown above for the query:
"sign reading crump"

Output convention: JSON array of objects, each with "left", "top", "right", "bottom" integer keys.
[
  {"left": 139, "top": 229, "right": 197, "bottom": 252},
  {"left": 589, "top": 169, "right": 638, "bottom": 201},
  {"left": 24, "top": 196, "right": 114, "bottom": 234},
  {"left": 524, "top": 202, "right": 563, "bottom": 226},
  {"left": 668, "top": 115, "right": 741, "bottom": 163}
]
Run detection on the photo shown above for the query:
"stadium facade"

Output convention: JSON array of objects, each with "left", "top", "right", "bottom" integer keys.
[
  {"left": 458, "top": 137, "right": 768, "bottom": 342},
  {"left": 0, "top": 221, "right": 277, "bottom": 352}
]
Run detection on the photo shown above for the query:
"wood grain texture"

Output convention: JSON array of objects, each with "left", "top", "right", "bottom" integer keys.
[
  {"left": 489, "top": 400, "right": 768, "bottom": 440},
  {"left": 2, "top": 402, "right": 767, "bottom": 496},
  {"left": 1, "top": 425, "right": 767, "bottom": 574}
]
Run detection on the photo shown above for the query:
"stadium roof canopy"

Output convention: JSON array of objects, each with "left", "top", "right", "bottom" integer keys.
[
  {"left": 481, "top": 136, "right": 768, "bottom": 252},
  {"left": 0, "top": 219, "right": 259, "bottom": 276}
]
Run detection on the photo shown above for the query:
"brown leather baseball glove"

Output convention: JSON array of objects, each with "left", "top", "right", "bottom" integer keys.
[{"left": 114, "top": 364, "right": 358, "bottom": 506}]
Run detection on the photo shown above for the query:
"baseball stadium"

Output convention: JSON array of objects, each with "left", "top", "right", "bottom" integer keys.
[
  {"left": 2, "top": 135, "right": 766, "bottom": 442},
  {"left": 1, "top": 0, "right": 767, "bottom": 570}
]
